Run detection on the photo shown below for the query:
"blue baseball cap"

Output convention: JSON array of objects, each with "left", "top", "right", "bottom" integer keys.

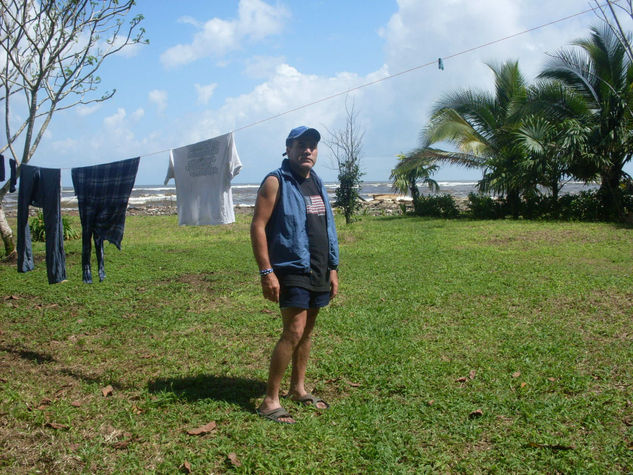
[{"left": 285, "top": 126, "right": 321, "bottom": 147}]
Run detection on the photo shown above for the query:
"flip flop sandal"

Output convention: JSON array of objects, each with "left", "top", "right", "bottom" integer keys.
[
  {"left": 256, "top": 407, "right": 296, "bottom": 424},
  {"left": 291, "top": 393, "right": 330, "bottom": 409}
]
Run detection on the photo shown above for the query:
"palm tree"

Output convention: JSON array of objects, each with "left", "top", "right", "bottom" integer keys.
[
  {"left": 422, "top": 61, "right": 531, "bottom": 217},
  {"left": 515, "top": 116, "right": 591, "bottom": 214},
  {"left": 539, "top": 25, "right": 633, "bottom": 220},
  {"left": 514, "top": 80, "right": 593, "bottom": 213},
  {"left": 390, "top": 151, "right": 439, "bottom": 201}
]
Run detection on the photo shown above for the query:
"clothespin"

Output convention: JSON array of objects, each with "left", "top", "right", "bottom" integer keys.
[{"left": 438, "top": 58, "right": 444, "bottom": 71}]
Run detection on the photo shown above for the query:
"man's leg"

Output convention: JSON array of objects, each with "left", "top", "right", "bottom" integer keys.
[
  {"left": 258, "top": 307, "right": 308, "bottom": 422},
  {"left": 288, "top": 308, "right": 327, "bottom": 408}
]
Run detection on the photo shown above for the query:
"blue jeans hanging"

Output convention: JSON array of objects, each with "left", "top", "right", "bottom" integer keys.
[{"left": 17, "top": 165, "right": 67, "bottom": 284}]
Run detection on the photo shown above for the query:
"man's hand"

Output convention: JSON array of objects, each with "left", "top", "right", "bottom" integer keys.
[
  {"left": 261, "top": 272, "right": 280, "bottom": 302},
  {"left": 329, "top": 269, "right": 339, "bottom": 299}
]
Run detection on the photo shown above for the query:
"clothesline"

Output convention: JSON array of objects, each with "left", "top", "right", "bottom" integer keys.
[
  {"left": 122, "top": 3, "right": 598, "bottom": 163},
  {"left": 6, "top": 2, "right": 599, "bottom": 172}
]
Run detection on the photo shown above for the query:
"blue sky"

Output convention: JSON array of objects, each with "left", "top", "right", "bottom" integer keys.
[{"left": 26, "top": 0, "right": 633, "bottom": 185}]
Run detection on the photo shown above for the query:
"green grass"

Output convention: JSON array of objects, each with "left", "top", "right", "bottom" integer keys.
[{"left": 1, "top": 213, "right": 632, "bottom": 473}]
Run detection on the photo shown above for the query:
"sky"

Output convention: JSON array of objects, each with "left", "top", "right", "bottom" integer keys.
[{"left": 17, "top": 0, "right": 633, "bottom": 185}]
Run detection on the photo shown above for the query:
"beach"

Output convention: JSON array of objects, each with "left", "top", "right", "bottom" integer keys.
[{"left": 2, "top": 180, "right": 599, "bottom": 217}]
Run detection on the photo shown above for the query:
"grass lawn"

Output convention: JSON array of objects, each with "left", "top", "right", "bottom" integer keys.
[{"left": 1, "top": 213, "right": 632, "bottom": 473}]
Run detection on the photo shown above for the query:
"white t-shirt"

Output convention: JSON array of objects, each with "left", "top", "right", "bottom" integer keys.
[{"left": 164, "top": 132, "right": 242, "bottom": 225}]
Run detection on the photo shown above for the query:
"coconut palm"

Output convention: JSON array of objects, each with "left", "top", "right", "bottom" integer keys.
[
  {"left": 390, "top": 151, "right": 439, "bottom": 201},
  {"left": 422, "top": 61, "right": 531, "bottom": 217},
  {"left": 539, "top": 25, "right": 633, "bottom": 220}
]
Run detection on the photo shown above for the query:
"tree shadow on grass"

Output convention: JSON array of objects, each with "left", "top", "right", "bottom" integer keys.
[
  {"left": 0, "top": 345, "right": 56, "bottom": 364},
  {"left": 147, "top": 374, "right": 266, "bottom": 412}
]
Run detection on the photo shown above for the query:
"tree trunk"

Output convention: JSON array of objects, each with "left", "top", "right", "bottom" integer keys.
[
  {"left": 0, "top": 200, "right": 16, "bottom": 260},
  {"left": 409, "top": 179, "right": 420, "bottom": 202},
  {"left": 598, "top": 167, "right": 624, "bottom": 221},
  {"left": 551, "top": 179, "right": 560, "bottom": 219},
  {"left": 507, "top": 189, "right": 520, "bottom": 219}
]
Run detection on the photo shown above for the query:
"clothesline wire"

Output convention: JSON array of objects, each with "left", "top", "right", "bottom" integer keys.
[{"left": 55, "top": 3, "right": 600, "bottom": 169}]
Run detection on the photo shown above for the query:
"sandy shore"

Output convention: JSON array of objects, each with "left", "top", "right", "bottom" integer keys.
[{"left": 3, "top": 194, "right": 466, "bottom": 218}]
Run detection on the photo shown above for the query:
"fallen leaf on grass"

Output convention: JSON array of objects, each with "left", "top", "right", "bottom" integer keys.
[
  {"left": 427, "top": 400, "right": 434, "bottom": 406},
  {"left": 70, "top": 401, "right": 82, "bottom": 408},
  {"left": 36, "top": 398, "right": 52, "bottom": 410},
  {"left": 469, "top": 409, "right": 483, "bottom": 419},
  {"left": 526, "top": 442, "right": 575, "bottom": 451},
  {"left": 112, "top": 440, "right": 131, "bottom": 450},
  {"left": 131, "top": 404, "right": 143, "bottom": 415},
  {"left": 512, "top": 371, "right": 521, "bottom": 378},
  {"left": 4, "top": 295, "right": 21, "bottom": 300},
  {"left": 54, "top": 384, "right": 72, "bottom": 397},
  {"left": 347, "top": 381, "right": 361, "bottom": 388},
  {"left": 623, "top": 417, "right": 633, "bottom": 427},
  {"left": 179, "top": 461, "right": 192, "bottom": 473},
  {"left": 456, "top": 377, "right": 468, "bottom": 383},
  {"left": 101, "top": 385, "right": 113, "bottom": 397},
  {"left": 186, "top": 421, "right": 217, "bottom": 436},
  {"left": 324, "top": 377, "right": 340, "bottom": 384},
  {"left": 547, "top": 377, "right": 556, "bottom": 382},
  {"left": 469, "top": 370, "right": 477, "bottom": 380},
  {"left": 520, "top": 382, "right": 527, "bottom": 388},
  {"left": 227, "top": 453, "right": 241, "bottom": 468},
  {"left": 261, "top": 309, "right": 275, "bottom": 315},
  {"left": 0, "top": 377, "right": 6, "bottom": 383},
  {"left": 45, "top": 422, "right": 69, "bottom": 430}
]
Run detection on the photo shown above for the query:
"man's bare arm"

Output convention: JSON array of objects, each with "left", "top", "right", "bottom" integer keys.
[{"left": 250, "top": 176, "right": 280, "bottom": 302}]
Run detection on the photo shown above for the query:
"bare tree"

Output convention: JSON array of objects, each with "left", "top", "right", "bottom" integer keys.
[
  {"left": 0, "top": 0, "right": 147, "bottom": 258},
  {"left": 323, "top": 99, "right": 365, "bottom": 224}
]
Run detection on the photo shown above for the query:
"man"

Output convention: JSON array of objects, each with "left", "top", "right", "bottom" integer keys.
[{"left": 250, "top": 126, "right": 339, "bottom": 424}]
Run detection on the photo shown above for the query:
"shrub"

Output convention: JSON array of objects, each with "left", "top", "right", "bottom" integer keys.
[
  {"left": 557, "top": 190, "right": 603, "bottom": 221},
  {"left": 467, "top": 193, "right": 505, "bottom": 219},
  {"left": 29, "top": 211, "right": 80, "bottom": 241},
  {"left": 413, "top": 194, "right": 459, "bottom": 218}
]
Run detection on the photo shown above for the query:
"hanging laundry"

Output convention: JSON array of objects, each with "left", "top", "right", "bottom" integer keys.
[
  {"left": 164, "top": 132, "right": 242, "bottom": 226},
  {"left": 17, "top": 164, "right": 67, "bottom": 284},
  {"left": 9, "top": 159, "right": 17, "bottom": 192},
  {"left": 0, "top": 154, "right": 5, "bottom": 182},
  {"left": 71, "top": 157, "right": 139, "bottom": 283}
]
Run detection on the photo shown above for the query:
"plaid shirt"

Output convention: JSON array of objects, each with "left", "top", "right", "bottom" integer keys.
[
  {"left": 71, "top": 157, "right": 140, "bottom": 248},
  {"left": 71, "top": 157, "right": 139, "bottom": 249}
]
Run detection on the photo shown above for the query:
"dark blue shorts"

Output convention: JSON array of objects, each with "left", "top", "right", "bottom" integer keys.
[{"left": 279, "top": 286, "right": 331, "bottom": 309}]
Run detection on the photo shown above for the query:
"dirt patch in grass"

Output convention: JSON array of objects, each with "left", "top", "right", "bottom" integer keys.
[
  {"left": 550, "top": 289, "right": 633, "bottom": 320},
  {"left": 482, "top": 227, "right": 611, "bottom": 248}
]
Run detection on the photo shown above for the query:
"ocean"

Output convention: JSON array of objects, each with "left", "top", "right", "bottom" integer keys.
[{"left": 2, "top": 181, "right": 600, "bottom": 212}]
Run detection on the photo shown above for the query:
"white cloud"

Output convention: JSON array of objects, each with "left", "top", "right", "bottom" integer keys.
[
  {"left": 104, "top": 108, "right": 128, "bottom": 129},
  {"left": 132, "top": 108, "right": 145, "bottom": 120},
  {"left": 244, "top": 55, "right": 286, "bottom": 79},
  {"left": 160, "top": 0, "right": 289, "bottom": 68},
  {"left": 178, "top": 16, "right": 201, "bottom": 28},
  {"left": 148, "top": 89, "right": 168, "bottom": 112},
  {"left": 166, "top": 62, "right": 392, "bottom": 182},
  {"left": 195, "top": 83, "right": 218, "bottom": 105},
  {"left": 76, "top": 104, "right": 102, "bottom": 116}
]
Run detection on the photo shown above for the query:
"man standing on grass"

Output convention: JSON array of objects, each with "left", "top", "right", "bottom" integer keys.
[{"left": 250, "top": 126, "right": 339, "bottom": 424}]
